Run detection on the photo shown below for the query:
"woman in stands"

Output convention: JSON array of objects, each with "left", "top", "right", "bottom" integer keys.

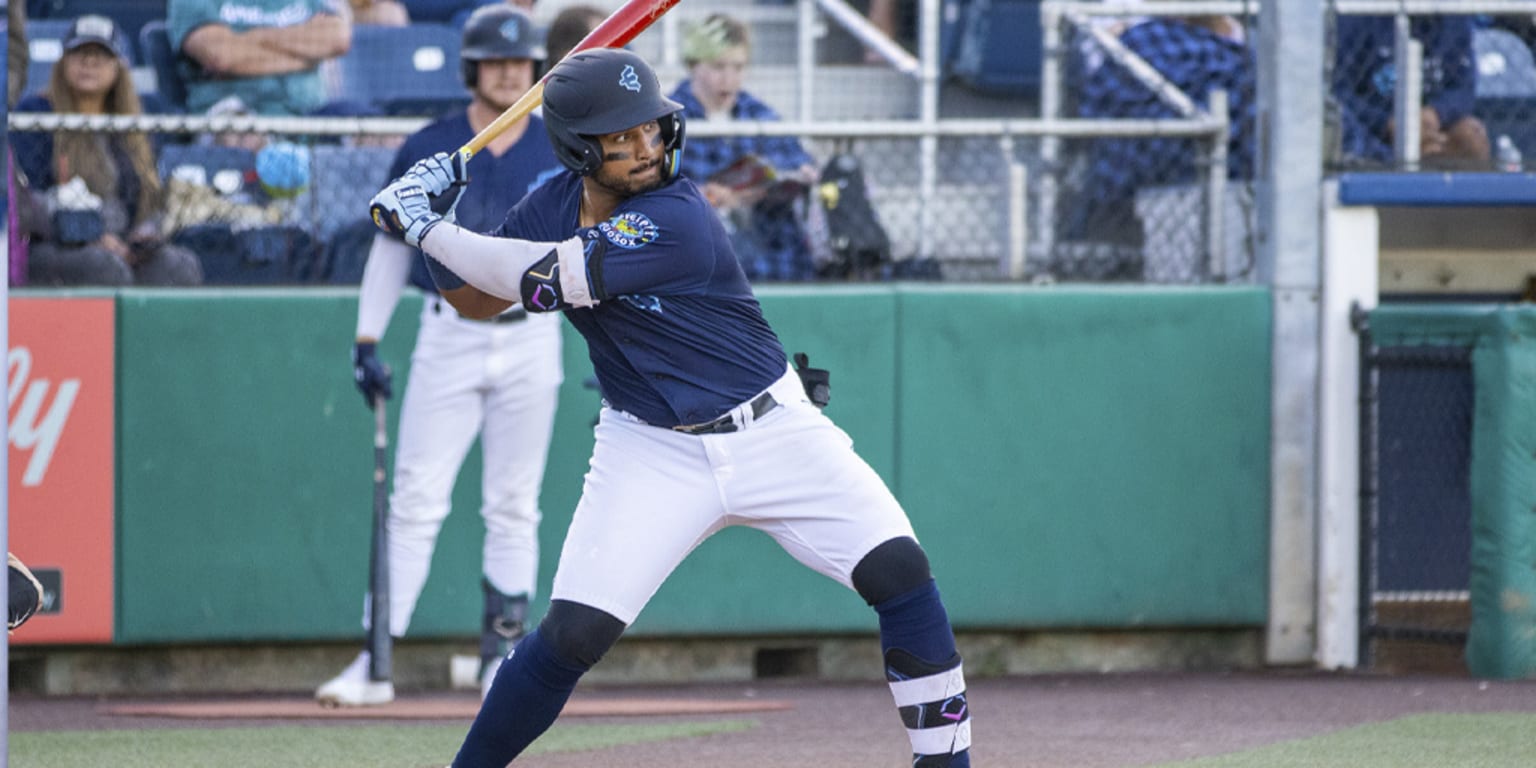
[{"left": 12, "top": 14, "right": 202, "bottom": 287}]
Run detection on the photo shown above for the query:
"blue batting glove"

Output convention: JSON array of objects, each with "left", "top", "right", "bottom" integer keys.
[
  {"left": 409, "top": 150, "right": 470, "bottom": 220},
  {"left": 369, "top": 176, "right": 443, "bottom": 246},
  {"left": 351, "top": 342, "right": 393, "bottom": 408}
]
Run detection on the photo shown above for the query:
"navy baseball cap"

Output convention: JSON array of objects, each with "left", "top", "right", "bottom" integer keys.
[{"left": 63, "top": 14, "right": 125, "bottom": 58}]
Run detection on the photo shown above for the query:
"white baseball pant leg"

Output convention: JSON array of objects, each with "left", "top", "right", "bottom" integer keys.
[
  {"left": 550, "top": 368, "right": 916, "bottom": 625},
  {"left": 477, "top": 312, "right": 562, "bottom": 598}
]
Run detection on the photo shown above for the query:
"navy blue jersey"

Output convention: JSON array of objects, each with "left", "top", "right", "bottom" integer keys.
[
  {"left": 391, "top": 114, "right": 563, "bottom": 292},
  {"left": 495, "top": 172, "right": 788, "bottom": 427}
]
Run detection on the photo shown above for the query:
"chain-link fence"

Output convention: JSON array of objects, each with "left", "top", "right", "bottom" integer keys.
[
  {"left": 5, "top": 0, "right": 1276, "bottom": 287},
  {"left": 1357, "top": 321, "right": 1475, "bottom": 672},
  {"left": 1043, "top": 3, "right": 1258, "bottom": 285},
  {"left": 1327, "top": 1, "right": 1536, "bottom": 172}
]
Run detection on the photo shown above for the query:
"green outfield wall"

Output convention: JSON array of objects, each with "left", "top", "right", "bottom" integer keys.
[{"left": 104, "top": 286, "right": 1271, "bottom": 644}]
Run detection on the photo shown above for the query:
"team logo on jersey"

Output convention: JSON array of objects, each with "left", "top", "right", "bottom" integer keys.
[
  {"left": 619, "top": 64, "right": 642, "bottom": 92},
  {"left": 599, "top": 211, "right": 659, "bottom": 249}
]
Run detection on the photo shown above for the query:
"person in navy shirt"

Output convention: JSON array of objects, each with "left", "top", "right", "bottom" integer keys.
[
  {"left": 1332, "top": 14, "right": 1490, "bottom": 168},
  {"left": 316, "top": 5, "right": 565, "bottom": 708},
  {"left": 369, "top": 48, "right": 974, "bottom": 767}
]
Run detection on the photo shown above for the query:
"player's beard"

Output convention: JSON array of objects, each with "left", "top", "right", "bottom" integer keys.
[{"left": 592, "top": 157, "right": 666, "bottom": 198}]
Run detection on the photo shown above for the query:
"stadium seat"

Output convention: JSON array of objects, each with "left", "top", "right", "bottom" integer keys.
[
  {"left": 139, "top": 21, "right": 189, "bottom": 112},
  {"left": 172, "top": 223, "right": 320, "bottom": 285},
  {"left": 26, "top": 0, "right": 164, "bottom": 58},
  {"left": 157, "top": 144, "right": 324, "bottom": 283},
  {"left": 329, "top": 24, "right": 468, "bottom": 117},
  {"left": 159, "top": 144, "right": 259, "bottom": 193},
  {"left": 1473, "top": 26, "right": 1536, "bottom": 157},
  {"left": 942, "top": 0, "right": 1043, "bottom": 98}
]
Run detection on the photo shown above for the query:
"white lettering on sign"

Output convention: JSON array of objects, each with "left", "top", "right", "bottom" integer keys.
[{"left": 7, "top": 347, "right": 80, "bottom": 487}]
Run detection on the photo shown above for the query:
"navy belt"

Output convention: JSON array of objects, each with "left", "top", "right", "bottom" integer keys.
[
  {"left": 671, "top": 391, "right": 779, "bottom": 435},
  {"left": 475, "top": 307, "right": 528, "bottom": 324},
  {"left": 435, "top": 299, "right": 527, "bottom": 324}
]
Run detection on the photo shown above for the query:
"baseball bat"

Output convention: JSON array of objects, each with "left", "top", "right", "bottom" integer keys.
[
  {"left": 456, "top": 0, "right": 683, "bottom": 160},
  {"left": 367, "top": 394, "right": 392, "bottom": 683}
]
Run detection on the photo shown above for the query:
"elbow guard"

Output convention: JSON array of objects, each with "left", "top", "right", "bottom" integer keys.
[{"left": 520, "top": 231, "right": 608, "bottom": 312}]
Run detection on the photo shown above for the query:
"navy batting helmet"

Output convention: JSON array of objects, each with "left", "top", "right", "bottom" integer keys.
[
  {"left": 542, "top": 48, "right": 686, "bottom": 178},
  {"left": 461, "top": 5, "right": 545, "bottom": 88}
]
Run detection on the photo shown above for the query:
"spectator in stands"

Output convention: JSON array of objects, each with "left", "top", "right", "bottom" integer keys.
[
  {"left": 168, "top": 0, "right": 352, "bottom": 116},
  {"left": 1333, "top": 14, "right": 1491, "bottom": 169},
  {"left": 543, "top": 3, "right": 605, "bottom": 72},
  {"left": 1071, "top": 11, "right": 1255, "bottom": 281},
  {"left": 8, "top": 0, "right": 27, "bottom": 108},
  {"left": 669, "top": 13, "right": 819, "bottom": 282},
  {"left": 10, "top": 0, "right": 32, "bottom": 286},
  {"left": 12, "top": 15, "right": 203, "bottom": 287},
  {"left": 349, "top": 0, "right": 410, "bottom": 26}
]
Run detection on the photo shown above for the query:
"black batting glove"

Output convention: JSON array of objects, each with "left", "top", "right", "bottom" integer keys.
[{"left": 351, "top": 342, "right": 393, "bottom": 408}]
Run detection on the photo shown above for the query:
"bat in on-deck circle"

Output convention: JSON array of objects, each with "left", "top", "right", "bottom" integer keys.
[
  {"left": 368, "top": 0, "right": 684, "bottom": 229},
  {"left": 367, "top": 394, "right": 391, "bottom": 684}
]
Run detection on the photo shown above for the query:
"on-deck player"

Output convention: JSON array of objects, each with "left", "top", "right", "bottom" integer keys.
[
  {"left": 317, "top": 4, "right": 565, "bottom": 707},
  {"left": 369, "top": 48, "right": 973, "bottom": 767}
]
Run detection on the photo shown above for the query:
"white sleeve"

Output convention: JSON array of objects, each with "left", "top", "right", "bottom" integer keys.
[
  {"left": 418, "top": 223, "right": 584, "bottom": 303},
  {"left": 355, "top": 233, "right": 413, "bottom": 341}
]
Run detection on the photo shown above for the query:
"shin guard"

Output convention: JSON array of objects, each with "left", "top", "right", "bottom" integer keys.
[
  {"left": 886, "top": 648, "right": 971, "bottom": 767},
  {"left": 480, "top": 579, "right": 529, "bottom": 673},
  {"left": 876, "top": 580, "right": 970, "bottom": 767}
]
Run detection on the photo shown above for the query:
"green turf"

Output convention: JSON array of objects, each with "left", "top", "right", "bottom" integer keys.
[
  {"left": 11, "top": 719, "right": 756, "bottom": 768},
  {"left": 1155, "top": 713, "right": 1536, "bottom": 768}
]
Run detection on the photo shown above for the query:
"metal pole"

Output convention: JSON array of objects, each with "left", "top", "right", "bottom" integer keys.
[
  {"left": 1037, "top": 4, "right": 1064, "bottom": 271},
  {"left": 1392, "top": 15, "right": 1423, "bottom": 170},
  {"left": 798, "top": 0, "right": 818, "bottom": 121},
  {"left": 1259, "top": 0, "right": 1326, "bottom": 666},
  {"left": 1003, "top": 135, "right": 1029, "bottom": 279},
  {"left": 917, "top": 0, "right": 941, "bottom": 260},
  {"left": 1205, "top": 89, "right": 1230, "bottom": 282}
]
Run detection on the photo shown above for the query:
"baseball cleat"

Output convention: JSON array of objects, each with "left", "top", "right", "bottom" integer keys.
[{"left": 315, "top": 651, "right": 395, "bottom": 707}]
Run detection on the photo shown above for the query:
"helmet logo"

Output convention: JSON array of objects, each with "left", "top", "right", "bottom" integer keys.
[
  {"left": 499, "top": 18, "right": 520, "bottom": 43},
  {"left": 618, "top": 65, "right": 642, "bottom": 92}
]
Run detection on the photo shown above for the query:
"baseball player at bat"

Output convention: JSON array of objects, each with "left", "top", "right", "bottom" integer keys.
[
  {"left": 316, "top": 5, "right": 564, "bottom": 707},
  {"left": 371, "top": 49, "right": 972, "bottom": 767}
]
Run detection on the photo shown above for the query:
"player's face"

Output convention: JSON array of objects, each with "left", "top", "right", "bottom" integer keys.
[
  {"left": 688, "top": 45, "right": 748, "bottom": 114},
  {"left": 473, "top": 58, "right": 536, "bottom": 112},
  {"left": 592, "top": 120, "right": 666, "bottom": 197}
]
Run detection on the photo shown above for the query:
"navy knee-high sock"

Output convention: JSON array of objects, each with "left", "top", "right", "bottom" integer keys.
[
  {"left": 876, "top": 580, "right": 971, "bottom": 768},
  {"left": 451, "top": 628, "right": 587, "bottom": 767}
]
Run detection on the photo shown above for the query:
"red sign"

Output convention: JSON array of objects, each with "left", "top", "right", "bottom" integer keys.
[{"left": 8, "top": 297, "right": 115, "bottom": 644}]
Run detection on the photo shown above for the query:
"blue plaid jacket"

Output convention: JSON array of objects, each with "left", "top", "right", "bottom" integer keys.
[
  {"left": 1077, "top": 18, "right": 1257, "bottom": 206},
  {"left": 668, "top": 80, "right": 817, "bottom": 281},
  {"left": 668, "top": 80, "right": 814, "bottom": 181},
  {"left": 1332, "top": 15, "right": 1478, "bottom": 164}
]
